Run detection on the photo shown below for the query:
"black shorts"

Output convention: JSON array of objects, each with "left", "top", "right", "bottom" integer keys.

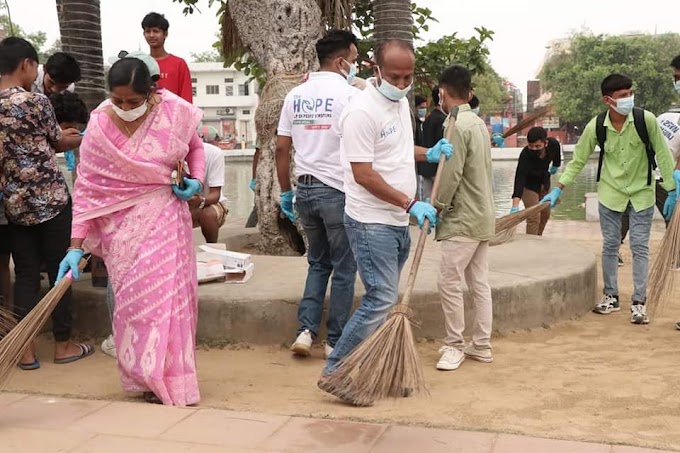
[{"left": 0, "top": 225, "right": 9, "bottom": 255}]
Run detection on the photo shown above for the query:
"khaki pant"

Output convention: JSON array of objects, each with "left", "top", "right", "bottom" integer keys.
[
  {"left": 522, "top": 188, "right": 550, "bottom": 236},
  {"left": 439, "top": 240, "right": 493, "bottom": 349}
]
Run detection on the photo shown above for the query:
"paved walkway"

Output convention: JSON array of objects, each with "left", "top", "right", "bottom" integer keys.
[{"left": 0, "top": 392, "right": 671, "bottom": 453}]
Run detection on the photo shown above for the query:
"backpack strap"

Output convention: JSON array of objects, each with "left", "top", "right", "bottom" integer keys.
[
  {"left": 595, "top": 112, "right": 607, "bottom": 182},
  {"left": 632, "top": 107, "right": 656, "bottom": 186}
]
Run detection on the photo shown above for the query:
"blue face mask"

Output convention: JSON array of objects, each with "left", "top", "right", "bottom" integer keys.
[
  {"left": 376, "top": 67, "right": 411, "bottom": 101},
  {"left": 472, "top": 107, "right": 480, "bottom": 115},
  {"left": 417, "top": 108, "right": 427, "bottom": 119},
  {"left": 340, "top": 58, "right": 357, "bottom": 85},
  {"left": 674, "top": 80, "right": 680, "bottom": 94},
  {"left": 611, "top": 94, "right": 634, "bottom": 116}
]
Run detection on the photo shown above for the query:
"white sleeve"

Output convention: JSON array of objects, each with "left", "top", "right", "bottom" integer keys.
[
  {"left": 277, "top": 93, "right": 294, "bottom": 137},
  {"left": 206, "top": 149, "right": 225, "bottom": 188},
  {"left": 342, "top": 109, "right": 376, "bottom": 163}
]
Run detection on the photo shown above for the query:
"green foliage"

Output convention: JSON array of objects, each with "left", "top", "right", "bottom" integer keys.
[
  {"left": 541, "top": 33, "right": 680, "bottom": 124},
  {"left": 472, "top": 68, "right": 507, "bottom": 115},
  {"left": 0, "top": 15, "right": 57, "bottom": 62}
]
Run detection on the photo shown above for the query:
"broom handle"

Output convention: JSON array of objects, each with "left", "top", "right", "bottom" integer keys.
[{"left": 400, "top": 153, "right": 447, "bottom": 308}]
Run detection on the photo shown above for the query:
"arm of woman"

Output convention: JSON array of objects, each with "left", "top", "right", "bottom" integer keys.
[{"left": 186, "top": 132, "right": 206, "bottom": 185}]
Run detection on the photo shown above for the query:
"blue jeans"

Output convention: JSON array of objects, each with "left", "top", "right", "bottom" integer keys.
[
  {"left": 323, "top": 214, "right": 411, "bottom": 374},
  {"left": 294, "top": 180, "right": 356, "bottom": 347},
  {"left": 599, "top": 202, "right": 653, "bottom": 303}
]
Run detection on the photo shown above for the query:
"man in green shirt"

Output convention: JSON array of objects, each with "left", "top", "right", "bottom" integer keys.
[
  {"left": 542, "top": 73, "right": 678, "bottom": 324},
  {"left": 434, "top": 65, "right": 495, "bottom": 371}
]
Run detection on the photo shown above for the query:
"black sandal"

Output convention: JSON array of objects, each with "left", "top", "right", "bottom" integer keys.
[{"left": 143, "top": 392, "right": 162, "bottom": 405}]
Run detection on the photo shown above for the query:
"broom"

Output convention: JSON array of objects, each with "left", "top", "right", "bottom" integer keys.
[
  {"left": 495, "top": 202, "right": 551, "bottom": 235},
  {"left": 318, "top": 129, "right": 457, "bottom": 406},
  {"left": 0, "top": 257, "right": 89, "bottom": 389},
  {"left": 647, "top": 205, "right": 680, "bottom": 316}
]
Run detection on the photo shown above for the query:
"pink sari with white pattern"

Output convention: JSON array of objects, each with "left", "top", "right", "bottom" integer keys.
[{"left": 72, "top": 90, "right": 205, "bottom": 406}]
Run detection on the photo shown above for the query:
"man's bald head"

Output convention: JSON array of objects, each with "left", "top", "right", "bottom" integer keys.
[
  {"left": 374, "top": 39, "right": 415, "bottom": 67},
  {"left": 373, "top": 39, "right": 415, "bottom": 91}
]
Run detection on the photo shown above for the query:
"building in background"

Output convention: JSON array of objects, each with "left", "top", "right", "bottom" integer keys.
[{"left": 189, "top": 62, "right": 259, "bottom": 149}]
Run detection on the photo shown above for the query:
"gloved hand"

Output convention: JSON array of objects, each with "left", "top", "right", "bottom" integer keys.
[
  {"left": 492, "top": 133, "right": 505, "bottom": 148},
  {"left": 425, "top": 138, "right": 454, "bottom": 164},
  {"left": 510, "top": 206, "right": 520, "bottom": 214},
  {"left": 64, "top": 150, "right": 76, "bottom": 171},
  {"left": 408, "top": 200, "right": 438, "bottom": 232},
  {"left": 541, "top": 187, "right": 562, "bottom": 208},
  {"left": 56, "top": 249, "right": 84, "bottom": 284},
  {"left": 249, "top": 178, "right": 256, "bottom": 192},
  {"left": 674, "top": 169, "right": 680, "bottom": 199},
  {"left": 172, "top": 177, "right": 202, "bottom": 201},
  {"left": 280, "top": 190, "right": 296, "bottom": 222},
  {"left": 664, "top": 190, "right": 678, "bottom": 220},
  {"left": 549, "top": 165, "right": 559, "bottom": 175}
]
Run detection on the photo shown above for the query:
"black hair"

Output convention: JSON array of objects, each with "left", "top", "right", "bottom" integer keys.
[
  {"left": 601, "top": 73, "right": 632, "bottom": 97},
  {"left": 45, "top": 52, "right": 81, "bottom": 84},
  {"left": 415, "top": 95, "right": 427, "bottom": 106},
  {"left": 469, "top": 95, "right": 480, "bottom": 109},
  {"left": 0, "top": 37, "right": 38, "bottom": 75},
  {"left": 431, "top": 85, "right": 440, "bottom": 105},
  {"left": 671, "top": 55, "right": 680, "bottom": 70},
  {"left": 315, "top": 29, "right": 358, "bottom": 65},
  {"left": 142, "top": 12, "right": 169, "bottom": 31},
  {"left": 374, "top": 39, "right": 415, "bottom": 66},
  {"left": 107, "top": 58, "right": 153, "bottom": 94},
  {"left": 527, "top": 126, "right": 548, "bottom": 144},
  {"left": 439, "top": 64, "right": 471, "bottom": 100},
  {"left": 49, "top": 91, "right": 89, "bottom": 125}
]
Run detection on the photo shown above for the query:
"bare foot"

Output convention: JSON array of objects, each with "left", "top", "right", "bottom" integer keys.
[
  {"left": 54, "top": 341, "right": 93, "bottom": 362},
  {"left": 19, "top": 343, "right": 37, "bottom": 366}
]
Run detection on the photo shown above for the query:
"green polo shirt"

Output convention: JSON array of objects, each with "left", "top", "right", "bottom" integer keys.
[{"left": 559, "top": 109, "right": 676, "bottom": 213}]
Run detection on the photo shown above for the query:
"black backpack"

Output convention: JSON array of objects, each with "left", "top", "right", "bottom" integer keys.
[{"left": 596, "top": 107, "right": 656, "bottom": 186}]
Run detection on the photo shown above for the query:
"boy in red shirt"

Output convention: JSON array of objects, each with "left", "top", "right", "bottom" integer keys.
[{"left": 141, "top": 12, "right": 193, "bottom": 103}]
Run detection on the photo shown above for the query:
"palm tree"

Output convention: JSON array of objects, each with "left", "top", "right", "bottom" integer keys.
[
  {"left": 373, "top": 0, "right": 413, "bottom": 43},
  {"left": 55, "top": 0, "right": 106, "bottom": 111}
]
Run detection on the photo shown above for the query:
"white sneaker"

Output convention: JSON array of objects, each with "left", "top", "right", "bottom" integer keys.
[
  {"left": 101, "top": 334, "right": 116, "bottom": 358},
  {"left": 463, "top": 344, "right": 493, "bottom": 363},
  {"left": 631, "top": 304, "right": 650, "bottom": 325},
  {"left": 324, "top": 343, "right": 333, "bottom": 359},
  {"left": 436, "top": 346, "right": 465, "bottom": 371},
  {"left": 290, "top": 329, "right": 312, "bottom": 356}
]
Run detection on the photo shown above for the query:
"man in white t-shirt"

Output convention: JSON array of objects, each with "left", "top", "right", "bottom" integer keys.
[
  {"left": 317, "top": 39, "right": 453, "bottom": 405},
  {"left": 31, "top": 52, "right": 79, "bottom": 95},
  {"left": 191, "top": 127, "right": 228, "bottom": 243},
  {"left": 276, "top": 30, "right": 360, "bottom": 359}
]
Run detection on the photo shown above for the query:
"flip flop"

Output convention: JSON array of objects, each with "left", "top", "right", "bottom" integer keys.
[
  {"left": 143, "top": 392, "right": 163, "bottom": 405},
  {"left": 18, "top": 357, "right": 40, "bottom": 371},
  {"left": 54, "top": 343, "right": 95, "bottom": 364}
]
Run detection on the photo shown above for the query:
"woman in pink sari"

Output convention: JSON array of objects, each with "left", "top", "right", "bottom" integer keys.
[{"left": 56, "top": 57, "right": 205, "bottom": 406}]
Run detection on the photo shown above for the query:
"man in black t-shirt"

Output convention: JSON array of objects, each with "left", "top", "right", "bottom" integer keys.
[
  {"left": 510, "top": 127, "right": 561, "bottom": 235},
  {"left": 419, "top": 85, "right": 447, "bottom": 199}
]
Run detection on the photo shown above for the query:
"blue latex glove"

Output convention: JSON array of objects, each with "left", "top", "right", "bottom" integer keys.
[
  {"left": 549, "top": 165, "right": 559, "bottom": 175},
  {"left": 280, "top": 190, "right": 296, "bottom": 222},
  {"left": 425, "top": 138, "right": 454, "bottom": 164},
  {"left": 249, "top": 178, "right": 256, "bottom": 192},
  {"left": 510, "top": 206, "right": 520, "bottom": 214},
  {"left": 172, "top": 177, "right": 202, "bottom": 201},
  {"left": 56, "top": 249, "right": 84, "bottom": 283},
  {"left": 492, "top": 133, "right": 505, "bottom": 148},
  {"left": 541, "top": 187, "right": 562, "bottom": 208},
  {"left": 674, "top": 169, "right": 680, "bottom": 199},
  {"left": 664, "top": 190, "right": 678, "bottom": 220},
  {"left": 64, "top": 150, "right": 76, "bottom": 171},
  {"left": 408, "top": 200, "right": 438, "bottom": 232}
]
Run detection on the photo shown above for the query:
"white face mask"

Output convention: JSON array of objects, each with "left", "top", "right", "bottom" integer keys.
[{"left": 112, "top": 101, "right": 148, "bottom": 122}]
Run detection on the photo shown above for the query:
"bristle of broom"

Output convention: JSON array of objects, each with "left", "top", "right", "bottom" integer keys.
[
  {"left": 320, "top": 305, "right": 427, "bottom": 407},
  {"left": 490, "top": 226, "right": 517, "bottom": 247},
  {"left": 0, "top": 306, "right": 17, "bottom": 338},
  {"left": 495, "top": 203, "right": 550, "bottom": 234},
  {"left": 648, "top": 206, "right": 680, "bottom": 316},
  {"left": 0, "top": 278, "right": 72, "bottom": 389}
]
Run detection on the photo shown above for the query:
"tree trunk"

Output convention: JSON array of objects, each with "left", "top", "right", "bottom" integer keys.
[
  {"left": 55, "top": 0, "right": 106, "bottom": 111},
  {"left": 228, "top": 0, "right": 323, "bottom": 255},
  {"left": 373, "top": 0, "right": 413, "bottom": 43}
]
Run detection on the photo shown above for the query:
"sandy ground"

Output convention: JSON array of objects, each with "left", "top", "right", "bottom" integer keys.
[{"left": 5, "top": 224, "right": 680, "bottom": 451}]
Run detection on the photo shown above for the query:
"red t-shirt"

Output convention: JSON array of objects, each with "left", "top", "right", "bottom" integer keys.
[{"left": 156, "top": 54, "right": 193, "bottom": 103}]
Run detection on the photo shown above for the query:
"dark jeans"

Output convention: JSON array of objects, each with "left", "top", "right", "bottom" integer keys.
[
  {"left": 621, "top": 181, "right": 669, "bottom": 242},
  {"left": 294, "top": 179, "right": 356, "bottom": 347},
  {"left": 8, "top": 202, "right": 73, "bottom": 341}
]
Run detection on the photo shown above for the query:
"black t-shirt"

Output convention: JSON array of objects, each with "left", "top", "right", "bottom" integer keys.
[
  {"left": 512, "top": 137, "right": 561, "bottom": 198},
  {"left": 418, "top": 108, "right": 447, "bottom": 177}
]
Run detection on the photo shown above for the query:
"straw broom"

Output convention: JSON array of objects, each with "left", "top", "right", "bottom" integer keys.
[
  {"left": 495, "top": 203, "right": 551, "bottom": 234},
  {"left": 648, "top": 205, "right": 680, "bottom": 316},
  {"left": 0, "top": 257, "right": 88, "bottom": 389},
  {"left": 318, "top": 151, "right": 451, "bottom": 407}
]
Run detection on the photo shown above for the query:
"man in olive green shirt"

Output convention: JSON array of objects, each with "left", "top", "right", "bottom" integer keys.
[
  {"left": 542, "top": 73, "right": 677, "bottom": 325},
  {"left": 433, "top": 65, "right": 495, "bottom": 371}
]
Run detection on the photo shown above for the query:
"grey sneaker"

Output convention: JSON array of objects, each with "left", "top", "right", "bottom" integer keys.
[
  {"left": 631, "top": 304, "right": 650, "bottom": 325},
  {"left": 463, "top": 344, "right": 493, "bottom": 363},
  {"left": 593, "top": 294, "right": 620, "bottom": 314}
]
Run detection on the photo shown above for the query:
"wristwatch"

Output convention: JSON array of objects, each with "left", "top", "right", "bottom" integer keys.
[{"left": 198, "top": 196, "right": 206, "bottom": 209}]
